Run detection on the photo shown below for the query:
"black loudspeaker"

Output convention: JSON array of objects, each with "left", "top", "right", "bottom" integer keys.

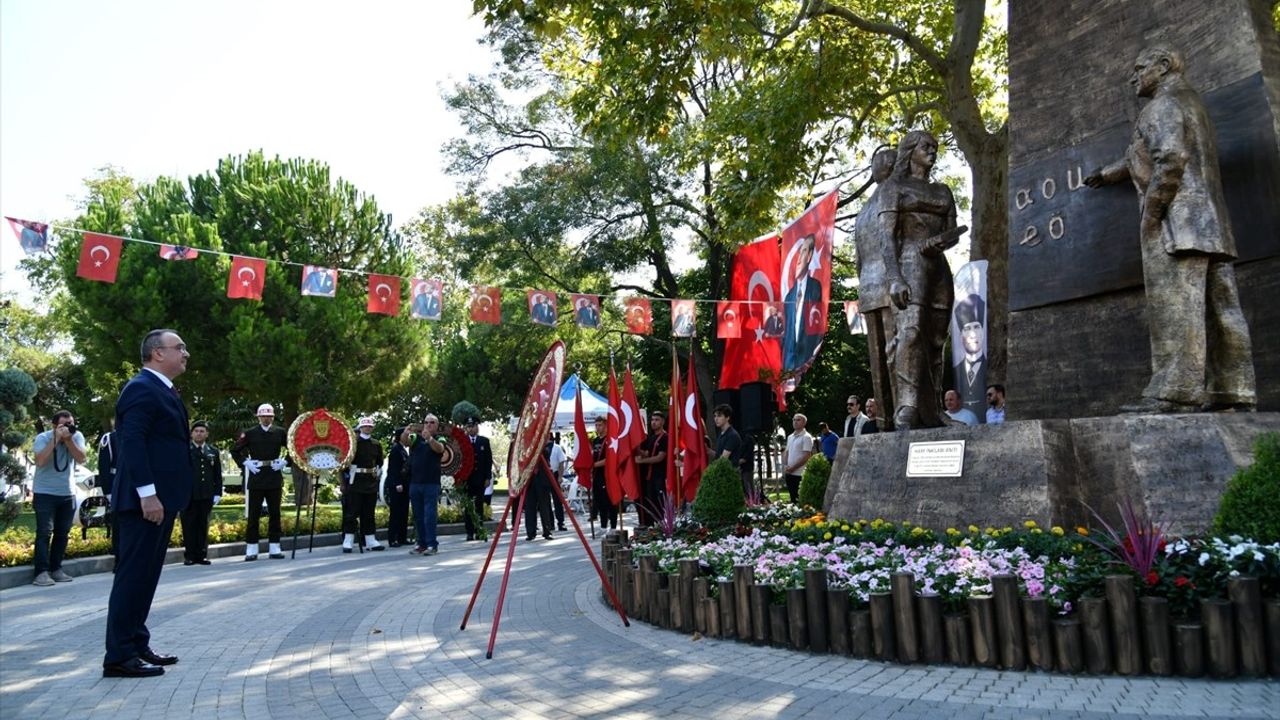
[
  {"left": 738, "top": 382, "right": 775, "bottom": 434},
  {"left": 712, "top": 389, "right": 740, "bottom": 422}
]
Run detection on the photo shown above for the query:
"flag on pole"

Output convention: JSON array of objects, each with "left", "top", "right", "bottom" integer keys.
[
  {"left": 76, "top": 233, "right": 122, "bottom": 283},
  {"left": 573, "top": 385, "right": 594, "bottom": 489},
  {"left": 680, "top": 351, "right": 707, "bottom": 502},
  {"left": 666, "top": 349, "right": 682, "bottom": 501},
  {"left": 720, "top": 234, "right": 782, "bottom": 390},
  {"left": 300, "top": 265, "right": 338, "bottom": 297},
  {"left": 5, "top": 217, "right": 49, "bottom": 255},
  {"left": 604, "top": 368, "right": 625, "bottom": 505},
  {"left": 227, "top": 256, "right": 266, "bottom": 300},
  {"left": 367, "top": 274, "right": 401, "bottom": 316},
  {"left": 621, "top": 365, "right": 646, "bottom": 490},
  {"left": 159, "top": 244, "right": 199, "bottom": 261},
  {"left": 470, "top": 285, "right": 502, "bottom": 324}
]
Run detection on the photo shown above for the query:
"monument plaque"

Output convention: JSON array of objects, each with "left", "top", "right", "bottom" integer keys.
[{"left": 905, "top": 441, "right": 965, "bottom": 478}]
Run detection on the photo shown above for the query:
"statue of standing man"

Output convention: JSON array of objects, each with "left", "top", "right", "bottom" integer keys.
[{"left": 1085, "top": 45, "right": 1256, "bottom": 413}]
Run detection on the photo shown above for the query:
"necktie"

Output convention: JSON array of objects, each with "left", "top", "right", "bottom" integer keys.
[{"left": 967, "top": 364, "right": 976, "bottom": 386}]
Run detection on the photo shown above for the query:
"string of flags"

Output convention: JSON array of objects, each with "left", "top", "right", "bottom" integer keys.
[{"left": 5, "top": 204, "right": 868, "bottom": 338}]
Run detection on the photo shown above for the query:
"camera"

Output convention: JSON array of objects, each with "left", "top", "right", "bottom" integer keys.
[{"left": 63, "top": 423, "right": 79, "bottom": 436}]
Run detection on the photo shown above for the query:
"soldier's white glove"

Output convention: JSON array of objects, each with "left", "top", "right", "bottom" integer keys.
[
  {"left": 213, "top": 495, "right": 221, "bottom": 506},
  {"left": 270, "top": 458, "right": 286, "bottom": 472},
  {"left": 245, "top": 459, "right": 263, "bottom": 474}
]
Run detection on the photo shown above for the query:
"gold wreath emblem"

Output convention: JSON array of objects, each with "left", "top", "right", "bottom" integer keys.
[{"left": 314, "top": 419, "right": 330, "bottom": 438}]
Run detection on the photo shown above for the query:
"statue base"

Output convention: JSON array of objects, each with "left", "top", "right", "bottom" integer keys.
[{"left": 824, "top": 413, "right": 1280, "bottom": 535}]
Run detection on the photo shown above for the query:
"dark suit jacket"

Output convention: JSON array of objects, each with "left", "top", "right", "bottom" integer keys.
[
  {"left": 465, "top": 435, "right": 493, "bottom": 495},
  {"left": 782, "top": 275, "right": 824, "bottom": 371},
  {"left": 112, "top": 370, "right": 193, "bottom": 513}
]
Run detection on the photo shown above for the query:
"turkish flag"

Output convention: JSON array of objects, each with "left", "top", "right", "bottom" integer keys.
[
  {"left": 666, "top": 352, "right": 682, "bottom": 500},
  {"left": 717, "top": 301, "right": 741, "bottom": 339},
  {"left": 604, "top": 369, "right": 624, "bottom": 505},
  {"left": 621, "top": 366, "right": 645, "bottom": 495},
  {"left": 719, "top": 234, "right": 782, "bottom": 390},
  {"left": 367, "top": 274, "right": 401, "bottom": 316},
  {"left": 572, "top": 386, "right": 594, "bottom": 489},
  {"left": 470, "top": 285, "right": 502, "bottom": 324},
  {"left": 623, "top": 297, "right": 652, "bottom": 335},
  {"left": 227, "top": 256, "right": 267, "bottom": 300},
  {"left": 76, "top": 233, "right": 122, "bottom": 283},
  {"left": 679, "top": 352, "right": 707, "bottom": 502}
]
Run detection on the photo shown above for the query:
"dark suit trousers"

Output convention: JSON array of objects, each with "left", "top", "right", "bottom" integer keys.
[
  {"left": 246, "top": 487, "right": 282, "bottom": 543},
  {"left": 387, "top": 486, "right": 410, "bottom": 545},
  {"left": 180, "top": 498, "right": 213, "bottom": 561},
  {"left": 523, "top": 485, "right": 553, "bottom": 538},
  {"left": 104, "top": 509, "right": 175, "bottom": 664}
]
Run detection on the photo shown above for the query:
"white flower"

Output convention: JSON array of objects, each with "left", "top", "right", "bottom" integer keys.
[{"left": 1198, "top": 552, "right": 1210, "bottom": 566}]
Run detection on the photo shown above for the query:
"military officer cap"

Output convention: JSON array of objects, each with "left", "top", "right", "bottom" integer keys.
[{"left": 191, "top": 420, "right": 209, "bottom": 430}]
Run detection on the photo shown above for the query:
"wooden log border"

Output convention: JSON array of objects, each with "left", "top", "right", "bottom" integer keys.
[{"left": 605, "top": 547, "right": 1278, "bottom": 679}]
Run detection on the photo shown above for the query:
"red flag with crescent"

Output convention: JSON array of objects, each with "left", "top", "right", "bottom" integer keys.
[
  {"left": 572, "top": 385, "right": 594, "bottom": 488},
  {"left": 367, "top": 274, "right": 401, "bottom": 316},
  {"left": 679, "top": 352, "right": 707, "bottom": 502},
  {"left": 470, "top": 285, "right": 501, "bottom": 324},
  {"left": 604, "top": 368, "right": 625, "bottom": 504},
  {"left": 623, "top": 297, "right": 652, "bottom": 335},
  {"left": 717, "top": 301, "right": 741, "bottom": 339},
  {"left": 227, "top": 256, "right": 266, "bottom": 300},
  {"left": 719, "top": 234, "right": 781, "bottom": 390},
  {"left": 76, "top": 233, "right": 122, "bottom": 283}
]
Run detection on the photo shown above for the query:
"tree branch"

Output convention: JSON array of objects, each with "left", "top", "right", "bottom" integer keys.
[{"left": 809, "top": 0, "right": 946, "bottom": 73}]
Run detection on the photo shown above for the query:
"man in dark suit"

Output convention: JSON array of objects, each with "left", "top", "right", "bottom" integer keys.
[
  {"left": 232, "top": 404, "right": 291, "bottom": 560},
  {"left": 384, "top": 428, "right": 411, "bottom": 547},
  {"left": 103, "top": 329, "right": 193, "bottom": 678},
  {"left": 462, "top": 418, "right": 492, "bottom": 541},
  {"left": 952, "top": 294, "right": 987, "bottom": 422},
  {"left": 181, "top": 421, "right": 221, "bottom": 565},
  {"left": 782, "top": 234, "right": 825, "bottom": 372}
]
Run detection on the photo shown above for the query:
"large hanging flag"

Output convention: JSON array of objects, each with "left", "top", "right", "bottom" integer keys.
[
  {"left": 528, "top": 289, "right": 558, "bottom": 326},
  {"left": 227, "top": 256, "right": 267, "bottom": 300},
  {"left": 367, "top": 274, "right": 401, "bottom": 316},
  {"left": 603, "top": 368, "right": 624, "bottom": 505},
  {"left": 623, "top": 297, "right": 652, "bottom": 335},
  {"left": 570, "top": 294, "right": 600, "bottom": 329},
  {"left": 159, "top": 244, "right": 199, "bottom": 261},
  {"left": 300, "top": 265, "right": 338, "bottom": 297},
  {"left": 679, "top": 352, "right": 707, "bottom": 502},
  {"left": 671, "top": 300, "right": 696, "bottom": 338},
  {"left": 572, "top": 385, "right": 594, "bottom": 489},
  {"left": 410, "top": 278, "right": 443, "bottom": 320},
  {"left": 76, "top": 233, "right": 122, "bottom": 283},
  {"left": 621, "top": 366, "right": 646, "bottom": 478},
  {"left": 719, "top": 234, "right": 782, "bottom": 390},
  {"left": 779, "top": 190, "right": 837, "bottom": 376},
  {"left": 5, "top": 217, "right": 49, "bottom": 255},
  {"left": 717, "top": 301, "right": 741, "bottom": 339},
  {"left": 470, "top": 285, "right": 501, "bottom": 324}
]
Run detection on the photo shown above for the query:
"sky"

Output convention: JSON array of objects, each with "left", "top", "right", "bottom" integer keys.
[{"left": 0, "top": 0, "right": 499, "bottom": 294}]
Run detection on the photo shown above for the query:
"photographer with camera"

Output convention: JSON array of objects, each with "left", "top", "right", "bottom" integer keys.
[{"left": 31, "top": 410, "right": 87, "bottom": 586}]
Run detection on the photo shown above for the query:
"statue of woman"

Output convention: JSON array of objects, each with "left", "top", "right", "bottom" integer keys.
[{"left": 879, "top": 130, "right": 966, "bottom": 429}]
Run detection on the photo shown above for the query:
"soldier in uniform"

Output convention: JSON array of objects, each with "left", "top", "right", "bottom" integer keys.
[
  {"left": 384, "top": 427, "right": 411, "bottom": 547},
  {"left": 232, "top": 403, "right": 290, "bottom": 560},
  {"left": 342, "top": 417, "right": 385, "bottom": 553},
  {"left": 462, "top": 418, "right": 492, "bottom": 542},
  {"left": 181, "top": 421, "right": 222, "bottom": 565}
]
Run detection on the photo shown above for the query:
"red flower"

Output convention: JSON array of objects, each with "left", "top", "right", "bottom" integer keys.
[
  {"left": 1173, "top": 576, "right": 1195, "bottom": 590},
  {"left": 1145, "top": 571, "right": 1159, "bottom": 586}
]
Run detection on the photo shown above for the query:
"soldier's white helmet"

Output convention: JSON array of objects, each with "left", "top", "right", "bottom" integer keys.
[
  {"left": 256, "top": 403, "right": 275, "bottom": 416},
  {"left": 357, "top": 416, "right": 374, "bottom": 428}
]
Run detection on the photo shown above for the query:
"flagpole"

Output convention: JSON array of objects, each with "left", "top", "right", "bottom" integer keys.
[
  {"left": 610, "top": 349, "right": 624, "bottom": 532},
  {"left": 670, "top": 341, "right": 683, "bottom": 508}
]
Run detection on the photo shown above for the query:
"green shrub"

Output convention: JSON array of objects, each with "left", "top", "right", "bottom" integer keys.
[
  {"left": 797, "top": 453, "right": 832, "bottom": 510},
  {"left": 1214, "top": 432, "right": 1280, "bottom": 543},
  {"left": 692, "top": 457, "right": 745, "bottom": 527}
]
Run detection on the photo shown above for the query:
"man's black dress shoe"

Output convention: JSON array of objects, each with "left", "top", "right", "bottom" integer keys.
[
  {"left": 183, "top": 560, "right": 196, "bottom": 566},
  {"left": 197, "top": 559, "right": 211, "bottom": 565},
  {"left": 139, "top": 648, "right": 178, "bottom": 666},
  {"left": 103, "top": 657, "right": 164, "bottom": 678}
]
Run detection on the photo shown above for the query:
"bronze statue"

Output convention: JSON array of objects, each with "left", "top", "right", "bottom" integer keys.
[
  {"left": 1085, "top": 44, "right": 1256, "bottom": 413},
  {"left": 880, "top": 130, "right": 967, "bottom": 429},
  {"left": 852, "top": 147, "right": 899, "bottom": 429}
]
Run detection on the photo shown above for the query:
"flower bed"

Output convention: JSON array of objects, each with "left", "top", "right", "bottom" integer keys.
[{"left": 604, "top": 504, "right": 1280, "bottom": 678}]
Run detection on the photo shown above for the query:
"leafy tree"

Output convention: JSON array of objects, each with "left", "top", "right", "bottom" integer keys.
[
  {"left": 24, "top": 155, "right": 434, "bottom": 439},
  {"left": 471, "top": 0, "right": 1010, "bottom": 381},
  {"left": 0, "top": 297, "right": 97, "bottom": 429},
  {"left": 0, "top": 366, "right": 37, "bottom": 508}
]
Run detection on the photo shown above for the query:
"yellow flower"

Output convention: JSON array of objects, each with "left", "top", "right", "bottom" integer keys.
[
  {"left": 841, "top": 524, "right": 851, "bottom": 532},
  {"left": 1051, "top": 526, "right": 1065, "bottom": 536},
  {"left": 911, "top": 527, "right": 925, "bottom": 537},
  {"left": 1076, "top": 526, "right": 1089, "bottom": 536},
  {"left": 1031, "top": 528, "right": 1042, "bottom": 535},
  {"left": 984, "top": 526, "right": 996, "bottom": 535},
  {"left": 1023, "top": 520, "right": 1038, "bottom": 529},
  {"left": 823, "top": 532, "right": 833, "bottom": 540},
  {"left": 946, "top": 527, "right": 960, "bottom": 537},
  {"left": 968, "top": 524, "right": 980, "bottom": 534}
]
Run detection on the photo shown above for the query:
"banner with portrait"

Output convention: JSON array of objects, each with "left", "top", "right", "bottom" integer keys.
[
  {"left": 950, "top": 260, "right": 989, "bottom": 422},
  {"left": 779, "top": 191, "right": 836, "bottom": 376}
]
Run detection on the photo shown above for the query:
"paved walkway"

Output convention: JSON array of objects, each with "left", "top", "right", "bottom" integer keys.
[{"left": 2, "top": 519, "right": 1278, "bottom": 720}]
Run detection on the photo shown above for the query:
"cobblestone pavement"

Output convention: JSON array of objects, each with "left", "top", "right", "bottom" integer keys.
[{"left": 2, "top": 524, "right": 1278, "bottom": 720}]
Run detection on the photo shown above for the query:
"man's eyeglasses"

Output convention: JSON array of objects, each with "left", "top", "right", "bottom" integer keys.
[{"left": 157, "top": 344, "right": 187, "bottom": 352}]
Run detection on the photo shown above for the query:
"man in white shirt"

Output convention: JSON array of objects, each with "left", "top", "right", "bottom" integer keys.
[
  {"left": 943, "top": 390, "right": 979, "bottom": 426},
  {"left": 782, "top": 414, "right": 815, "bottom": 504}
]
